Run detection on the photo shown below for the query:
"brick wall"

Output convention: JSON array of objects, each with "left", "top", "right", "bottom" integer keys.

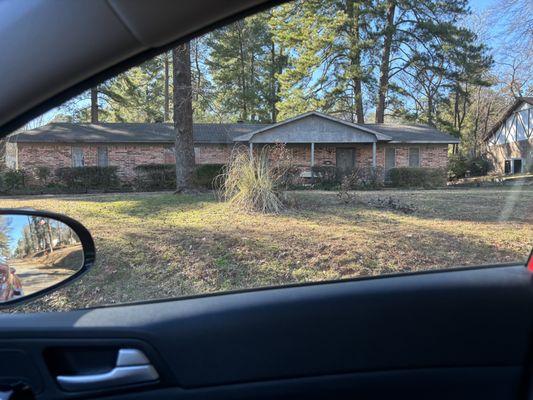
[
  {"left": 107, "top": 144, "right": 176, "bottom": 180},
  {"left": 372, "top": 144, "right": 449, "bottom": 169},
  {"left": 194, "top": 144, "right": 232, "bottom": 164},
  {"left": 14, "top": 142, "right": 450, "bottom": 182},
  {"left": 5, "top": 142, "right": 18, "bottom": 169},
  {"left": 17, "top": 143, "right": 73, "bottom": 171},
  {"left": 315, "top": 145, "right": 336, "bottom": 166},
  {"left": 285, "top": 143, "right": 449, "bottom": 171},
  {"left": 15, "top": 142, "right": 233, "bottom": 181},
  {"left": 355, "top": 144, "right": 380, "bottom": 169},
  {"left": 250, "top": 144, "right": 336, "bottom": 169},
  {"left": 419, "top": 145, "right": 449, "bottom": 168},
  {"left": 16, "top": 143, "right": 176, "bottom": 181}
]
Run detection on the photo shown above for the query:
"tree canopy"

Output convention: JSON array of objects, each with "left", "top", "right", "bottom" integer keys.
[{"left": 58, "top": 0, "right": 531, "bottom": 158}]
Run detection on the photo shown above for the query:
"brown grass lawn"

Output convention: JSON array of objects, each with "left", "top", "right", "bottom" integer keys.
[{"left": 2, "top": 186, "right": 532, "bottom": 312}]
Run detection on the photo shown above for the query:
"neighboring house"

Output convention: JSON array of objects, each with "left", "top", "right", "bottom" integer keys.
[
  {"left": 5, "top": 111, "right": 459, "bottom": 181},
  {"left": 484, "top": 97, "right": 533, "bottom": 175}
]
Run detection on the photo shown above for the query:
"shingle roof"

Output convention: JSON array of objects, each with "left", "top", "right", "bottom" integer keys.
[
  {"left": 482, "top": 97, "right": 533, "bottom": 142},
  {"left": 194, "top": 123, "right": 269, "bottom": 143},
  {"left": 7, "top": 122, "right": 270, "bottom": 144},
  {"left": 7, "top": 116, "right": 459, "bottom": 145},
  {"left": 364, "top": 123, "right": 460, "bottom": 143}
]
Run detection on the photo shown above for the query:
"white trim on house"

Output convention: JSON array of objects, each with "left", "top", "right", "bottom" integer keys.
[{"left": 486, "top": 99, "right": 533, "bottom": 145}]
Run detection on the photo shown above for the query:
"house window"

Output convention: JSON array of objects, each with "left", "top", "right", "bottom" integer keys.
[
  {"left": 385, "top": 147, "right": 396, "bottom": 170},
  {"left": 97, "top": 146, "right": 108, "bottom": 167},
  {"left": 512, "top": 159, "right": 523, "bottom": 174},
  {"left": 72, "top": 146, "right": 84, "bottom": 167},
  {"left": 409, "top": 147, "right": 420, "bottom": 167},
  {"left": 164, "top": 147, "right": 176, "bottom": 164},
  {"left": 504, "top": 160, "right": 511, "bottom": 174}
]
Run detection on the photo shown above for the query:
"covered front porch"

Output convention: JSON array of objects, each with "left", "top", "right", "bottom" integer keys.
[
  {"left": 247, "top": 142, "right": 379, "bottom": 177},
  {"left": 234, "top": 111, "right": 391, "bottom": 177}
]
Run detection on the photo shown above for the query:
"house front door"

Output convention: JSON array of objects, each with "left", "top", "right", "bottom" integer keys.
[{"left": 336, "top": 148, "right": 356, "bottom": 178}]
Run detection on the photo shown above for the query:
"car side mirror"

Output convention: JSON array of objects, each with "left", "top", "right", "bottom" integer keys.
[{"left": 0, "top": 210, "right": 95, "bottom": 307}]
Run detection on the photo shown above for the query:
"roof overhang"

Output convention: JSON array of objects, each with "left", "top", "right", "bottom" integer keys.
[
  {"left": 388, "top": 140, "right": 460, "bottom": 144},
  {"left": 483, "top": 97, "right": 533, "bottom": 142},
  {"left": 11, "top": 140, "right": 175, "bottom": 145}
]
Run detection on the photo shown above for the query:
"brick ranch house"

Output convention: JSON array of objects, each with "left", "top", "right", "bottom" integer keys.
[
  {"left": 5, "top": 111, "right": 459, "bottom": 182},
  {"left": 483, "top": 97, "right": 533, "bottom": 175}
]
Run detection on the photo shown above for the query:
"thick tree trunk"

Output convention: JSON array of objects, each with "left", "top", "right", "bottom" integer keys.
[
  {"left": 172, "top": 44, "right": 195, "bottom": 191},
  {"left": 164, "top": 52, "right": 170, "bottom": 122},
  {"left": 375, "top": 0, "right": 396, "bottom": 123},
  {"left": 346, "top": 0, "right": 364, "bottom": 124},
  {"left": 90, "top": 87, "right": 99, "bottom": 123}
]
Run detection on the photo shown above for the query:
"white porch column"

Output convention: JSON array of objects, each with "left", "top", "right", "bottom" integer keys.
[
  {"left": 310, "top": 142, "right": 315, "bottom": 178},
  {"left": 372, "top": 141, "right": 377, "bottom": 168},
  {"left": 249, "top": 142, "right": 253, "bottom": 159}
]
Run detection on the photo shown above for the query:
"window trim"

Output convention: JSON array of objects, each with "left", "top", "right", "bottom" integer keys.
[
  {"left": 71, "top": 146, "right": 84, "bottom": 167},
  {"left": 97, "top": 145, "right": 109, "bottom": 167},
  {"left": 408, "top": 147, "right": 420, "bottom": 167},
  {"left": 385, "top": 147, "right": 396, "bottom": 170}
]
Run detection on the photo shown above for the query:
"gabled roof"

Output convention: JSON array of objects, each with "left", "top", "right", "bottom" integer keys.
[
  {"left": 234, "top": 111, "right": 392, "bottom": 142},
  {"left": 235, "top": 111, "right": 459, "bottom": 144},
  {"left": 483, "top": 97, "right": 533, "bottom": 142},
  {"left": 7, "top": 122, "right": 269, "bottom": 144}
]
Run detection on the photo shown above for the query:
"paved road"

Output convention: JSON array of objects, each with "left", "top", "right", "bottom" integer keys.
[{"left": 9, "top": 247, "right": 82, "bottom": 296}]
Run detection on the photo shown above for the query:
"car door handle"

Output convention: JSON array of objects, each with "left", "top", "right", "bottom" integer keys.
[
  {"left": 56, "top": 349, "right": 159, "bottom": 392},
  {"left": 57, "top": 364, "right": 158, "bottom": 391}
]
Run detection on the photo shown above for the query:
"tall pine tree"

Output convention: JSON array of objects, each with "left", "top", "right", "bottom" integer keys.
[
  {"left": 271, "top": 0, "right": 376, "bottom": 122},
  {"left": 206, "top": 12, "right": 285, "bottom": 123}
]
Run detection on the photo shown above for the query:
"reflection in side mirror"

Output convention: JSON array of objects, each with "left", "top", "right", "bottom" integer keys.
[{"left": 0, "top": 212, "right": 94, "bottom": 305}]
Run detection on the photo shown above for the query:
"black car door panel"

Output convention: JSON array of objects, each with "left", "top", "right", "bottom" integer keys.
[{"left": 0, "top": 264, "right": 531, "bottom": 399}]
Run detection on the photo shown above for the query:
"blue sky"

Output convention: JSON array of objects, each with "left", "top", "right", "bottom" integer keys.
[
  {"left": 470, "top": 0, "right": 497, "bottom": 12},
  {"left": 0, "top": 215, "right": 27, "bottom": 258}
]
